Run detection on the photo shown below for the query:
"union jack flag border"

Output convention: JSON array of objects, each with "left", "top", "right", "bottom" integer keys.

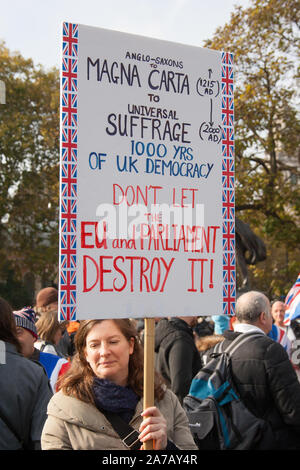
[
  {"left": 59, "top": 23, "right": 79, "bottom": 321},
  {"left": 221, "top": 52, "right": 235, "bottom": 316}
]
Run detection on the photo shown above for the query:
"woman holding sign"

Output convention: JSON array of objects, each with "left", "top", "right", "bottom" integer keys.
[{"left": 41, "top": 318, "right": 197, "bottom": 450}]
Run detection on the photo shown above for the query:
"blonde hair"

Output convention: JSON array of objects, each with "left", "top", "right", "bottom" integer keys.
[{"left": 36, "top": 310, "right": 66, "bottom": 343}]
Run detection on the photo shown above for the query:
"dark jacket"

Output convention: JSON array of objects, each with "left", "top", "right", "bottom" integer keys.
[
  {"left": 155, "top": 318, "right": 201, "bottom": 404},
  {"left": 0, "top": 341, "right": 53, "bottom": 449},
  {"left": 220, "top": 330, "right": 300, "bottom": 449}
]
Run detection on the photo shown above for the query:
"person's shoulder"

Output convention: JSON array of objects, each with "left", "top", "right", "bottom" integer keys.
[
  {"left": 49, "top": 389, "right": 93, "bottom": 412},
  {"left": 39, "top": 350, "right": 68, "bottom": 365},
  {"left": 251, "top": 331, "right": 284, "bottom": 350},
  {"left": 160, "top": 387, "right": 181, "bottom": 406},
  {"left": 47, "top": 390, "right": 75, "bottom": 415},
  {"left": 47, "top": 390, "right": 103, "bottom": 430},
  {"left": 17, "top": 353, "right": 52, "bottom": 387},
  {"left": 242, "top": 332, "right": 291, "bottom": 364},
  {"left": 17, "top": 351, "right": 46, "bottom": 372},
  {"left": 264, "top": 334, "right": 291, "bottom": 357},
  {"left": 49, "top": 389, "right": 72, "bottom": 403}
]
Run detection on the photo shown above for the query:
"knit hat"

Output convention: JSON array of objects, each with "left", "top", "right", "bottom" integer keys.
[
  {"left": 13, "top": 307, "right": 38, "bottom": 339},
  {"left": 35, "top": 287, "right": 58, "bottom": 309}
]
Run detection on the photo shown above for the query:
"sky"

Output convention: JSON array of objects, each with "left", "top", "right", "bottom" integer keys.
[{"left": 0, "top": 0, "right": 250, "bottom": 70}]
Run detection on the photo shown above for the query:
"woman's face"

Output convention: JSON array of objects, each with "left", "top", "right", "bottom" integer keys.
[{"left": 84, "top": 320, "right": 134, "bottom": 386}]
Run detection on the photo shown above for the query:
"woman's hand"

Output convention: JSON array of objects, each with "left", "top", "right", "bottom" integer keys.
[{"left": 138, "top": 406, "right": 167, "bottom": 450}]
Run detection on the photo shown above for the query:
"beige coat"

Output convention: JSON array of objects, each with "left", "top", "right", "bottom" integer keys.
[{"left": 41, "top": 388, "right": 198, "bottom": 450}]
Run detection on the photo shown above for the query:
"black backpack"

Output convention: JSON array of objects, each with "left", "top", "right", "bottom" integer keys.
[{"left": 183, "top": 332, "right": 274, "bottom": 450}]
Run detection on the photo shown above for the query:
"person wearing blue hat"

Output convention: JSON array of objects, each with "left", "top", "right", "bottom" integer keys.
[{"left": 212, "top": 315, "right": 230, "bottom": 334}]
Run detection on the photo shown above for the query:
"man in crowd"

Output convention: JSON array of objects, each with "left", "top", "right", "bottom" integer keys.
[
  {"left": 271, "top": 300, "right": 300, "bottom": 343},
  {"left": 221, "top": 291, "right": 300, "bottom": 449},
  {"left": 155, "top": 316, "right": 201, "bottom": 404}
]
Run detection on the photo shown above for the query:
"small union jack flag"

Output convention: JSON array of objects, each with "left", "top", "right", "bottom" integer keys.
[
  {"left": 60, "top": 233, "right": 77, "bottom": 252},
  {"left": 221, "top": 80, "right": 234, "bottom": 97},
  {"left": 61, "top": 197, "right": 77, "bottom": 216},
  {"left": 61, "top": 90, "right": 77, "bottom": 107},
  {"left": 222, "top": 173, "right": 234, "bottom": 191},
  {"left": 60, "top": 272, "right": 76, "bottom": 299},
  {"left": 221, "top": 95, "right": 234, "bottom": 111},
  {"left": 62, "top": 109, "right": 78, "bottom": 128},
  {"left": 222, "top": 224, "right": 235, "bottom": 263},
  {"left": 62, "top": 56, "right": 78, "bottom": 75},
  {"left": 222, "top": 51, "right": 234, "bottom": 66},
  {"left": 60, "top": 201, "right": 77, "bottom": 236},
  {"left": 61, "top": 161, "right": 77, "bottom": 178},
  {"left": 62, "top": 126, "right": 77, "bottom": 145},
  {"left": 222, "top": 188, "right": 235, "bottom": 208},
  {"left": 60, "top": 269, "right": 76, "bottom": 297},
  {"left": 223, "top": 252, "right": 236, "bottom": 284},
  {"left": 62, "top": 93, "right": 78, "bottom": 128},
  {"left": 223, "top": 218, "right": 235, "bottom": 233},
  {"left": 222, "top": 157, "right": 234, "bottom": 175},
  {"left": 62, "top": 57, "right": 78, "bottom": 91},
  {"left": 61, "top": 162, "right": 78, "bottom": 199},
  {"left": 223, "top": 283, "right": 236, "bottom": 316},
  {"left": 62, "top": 91, "right": 77, "bottom": 116},
  {"left": 61, "top": 127, "right": 78, "bottom": 164},
  {"left": 222, "top": 65, "right": 233, "bottom": 95},
  {"left": 222, "top": 205, "right": 235, "bottom": 225},
  {"left": 222, "top": 127, "right": 234, "bottom": 159},
  {"left": 222, "top": 158, "right": 235, "bottom": 190},
  {"left": 61, "top": 146, "right": 77, "bottom": 164},
  {"left": 222, "top": 96, "right": 234, "bottom": 127},
  {"left": 62, "top": 23, "right": 78, "bottom": 57},
  {"left": 60, "top": 305, "right": 77, "bottom": 322},
  {"left": 60, "top": 216, "right": 77, "bottom": 237},
  {"left": 62, "top": 56, "right": 78, "bottom": 76},
  {"left": 61, "top": 252, "right": 77, "bottom": 270},
  {"left": 62, "top": 75, "right": 78, "bottom": 94},
  {"left": 61, "top": 182, "right": 77, "bottom": 199},
  {"left": 222, "top": 231, "right": 235, "bottom": 252}
]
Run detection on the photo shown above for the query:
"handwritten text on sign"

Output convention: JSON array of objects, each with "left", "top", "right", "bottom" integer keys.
[{"left": 59, "top": 24, "right": 235, "bottom": 320}]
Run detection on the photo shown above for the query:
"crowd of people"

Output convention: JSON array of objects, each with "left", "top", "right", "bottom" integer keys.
[{"left": 1, "top": 286, "right": 300, "bottom": 450}]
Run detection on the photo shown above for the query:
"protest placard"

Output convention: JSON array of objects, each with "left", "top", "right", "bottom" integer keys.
[{"left": 59, "top": 23, "right": 235, "bottom": 321}]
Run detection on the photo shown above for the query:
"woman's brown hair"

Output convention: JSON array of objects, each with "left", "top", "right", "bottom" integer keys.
[
  {"left": 60, "top": 319, "right": 165, "bottom": 404},
  {"left": 0, "top": 297, "right": 22, "bottom": 353}
]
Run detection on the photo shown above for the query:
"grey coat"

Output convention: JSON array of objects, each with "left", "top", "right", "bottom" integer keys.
[{"left": 0, "top": 341, "right": 53, "bottom": 449}]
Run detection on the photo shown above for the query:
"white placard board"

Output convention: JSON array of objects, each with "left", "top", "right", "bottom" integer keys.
[{"left": 59, "top": 23, "right": 235, "bottom": 320}]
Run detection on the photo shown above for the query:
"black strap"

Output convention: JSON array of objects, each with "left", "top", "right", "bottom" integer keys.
[
  {"left": 39, "top": 342, "right": 47, "bottom": 352},
  {"left": 40, "top": 341, "right": 53, "bottom": 352},
  {"left": 101, "top": 410, "right": 141, "bottom": 450}
]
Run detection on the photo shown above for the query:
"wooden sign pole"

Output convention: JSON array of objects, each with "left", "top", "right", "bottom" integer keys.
[{"left": 143, "top": 317, "right": 155, "bottom": 450}]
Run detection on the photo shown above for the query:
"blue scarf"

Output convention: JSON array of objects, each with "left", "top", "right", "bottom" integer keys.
[{"left": 92, "top": 378, "right": 140, "bottom": 423}]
